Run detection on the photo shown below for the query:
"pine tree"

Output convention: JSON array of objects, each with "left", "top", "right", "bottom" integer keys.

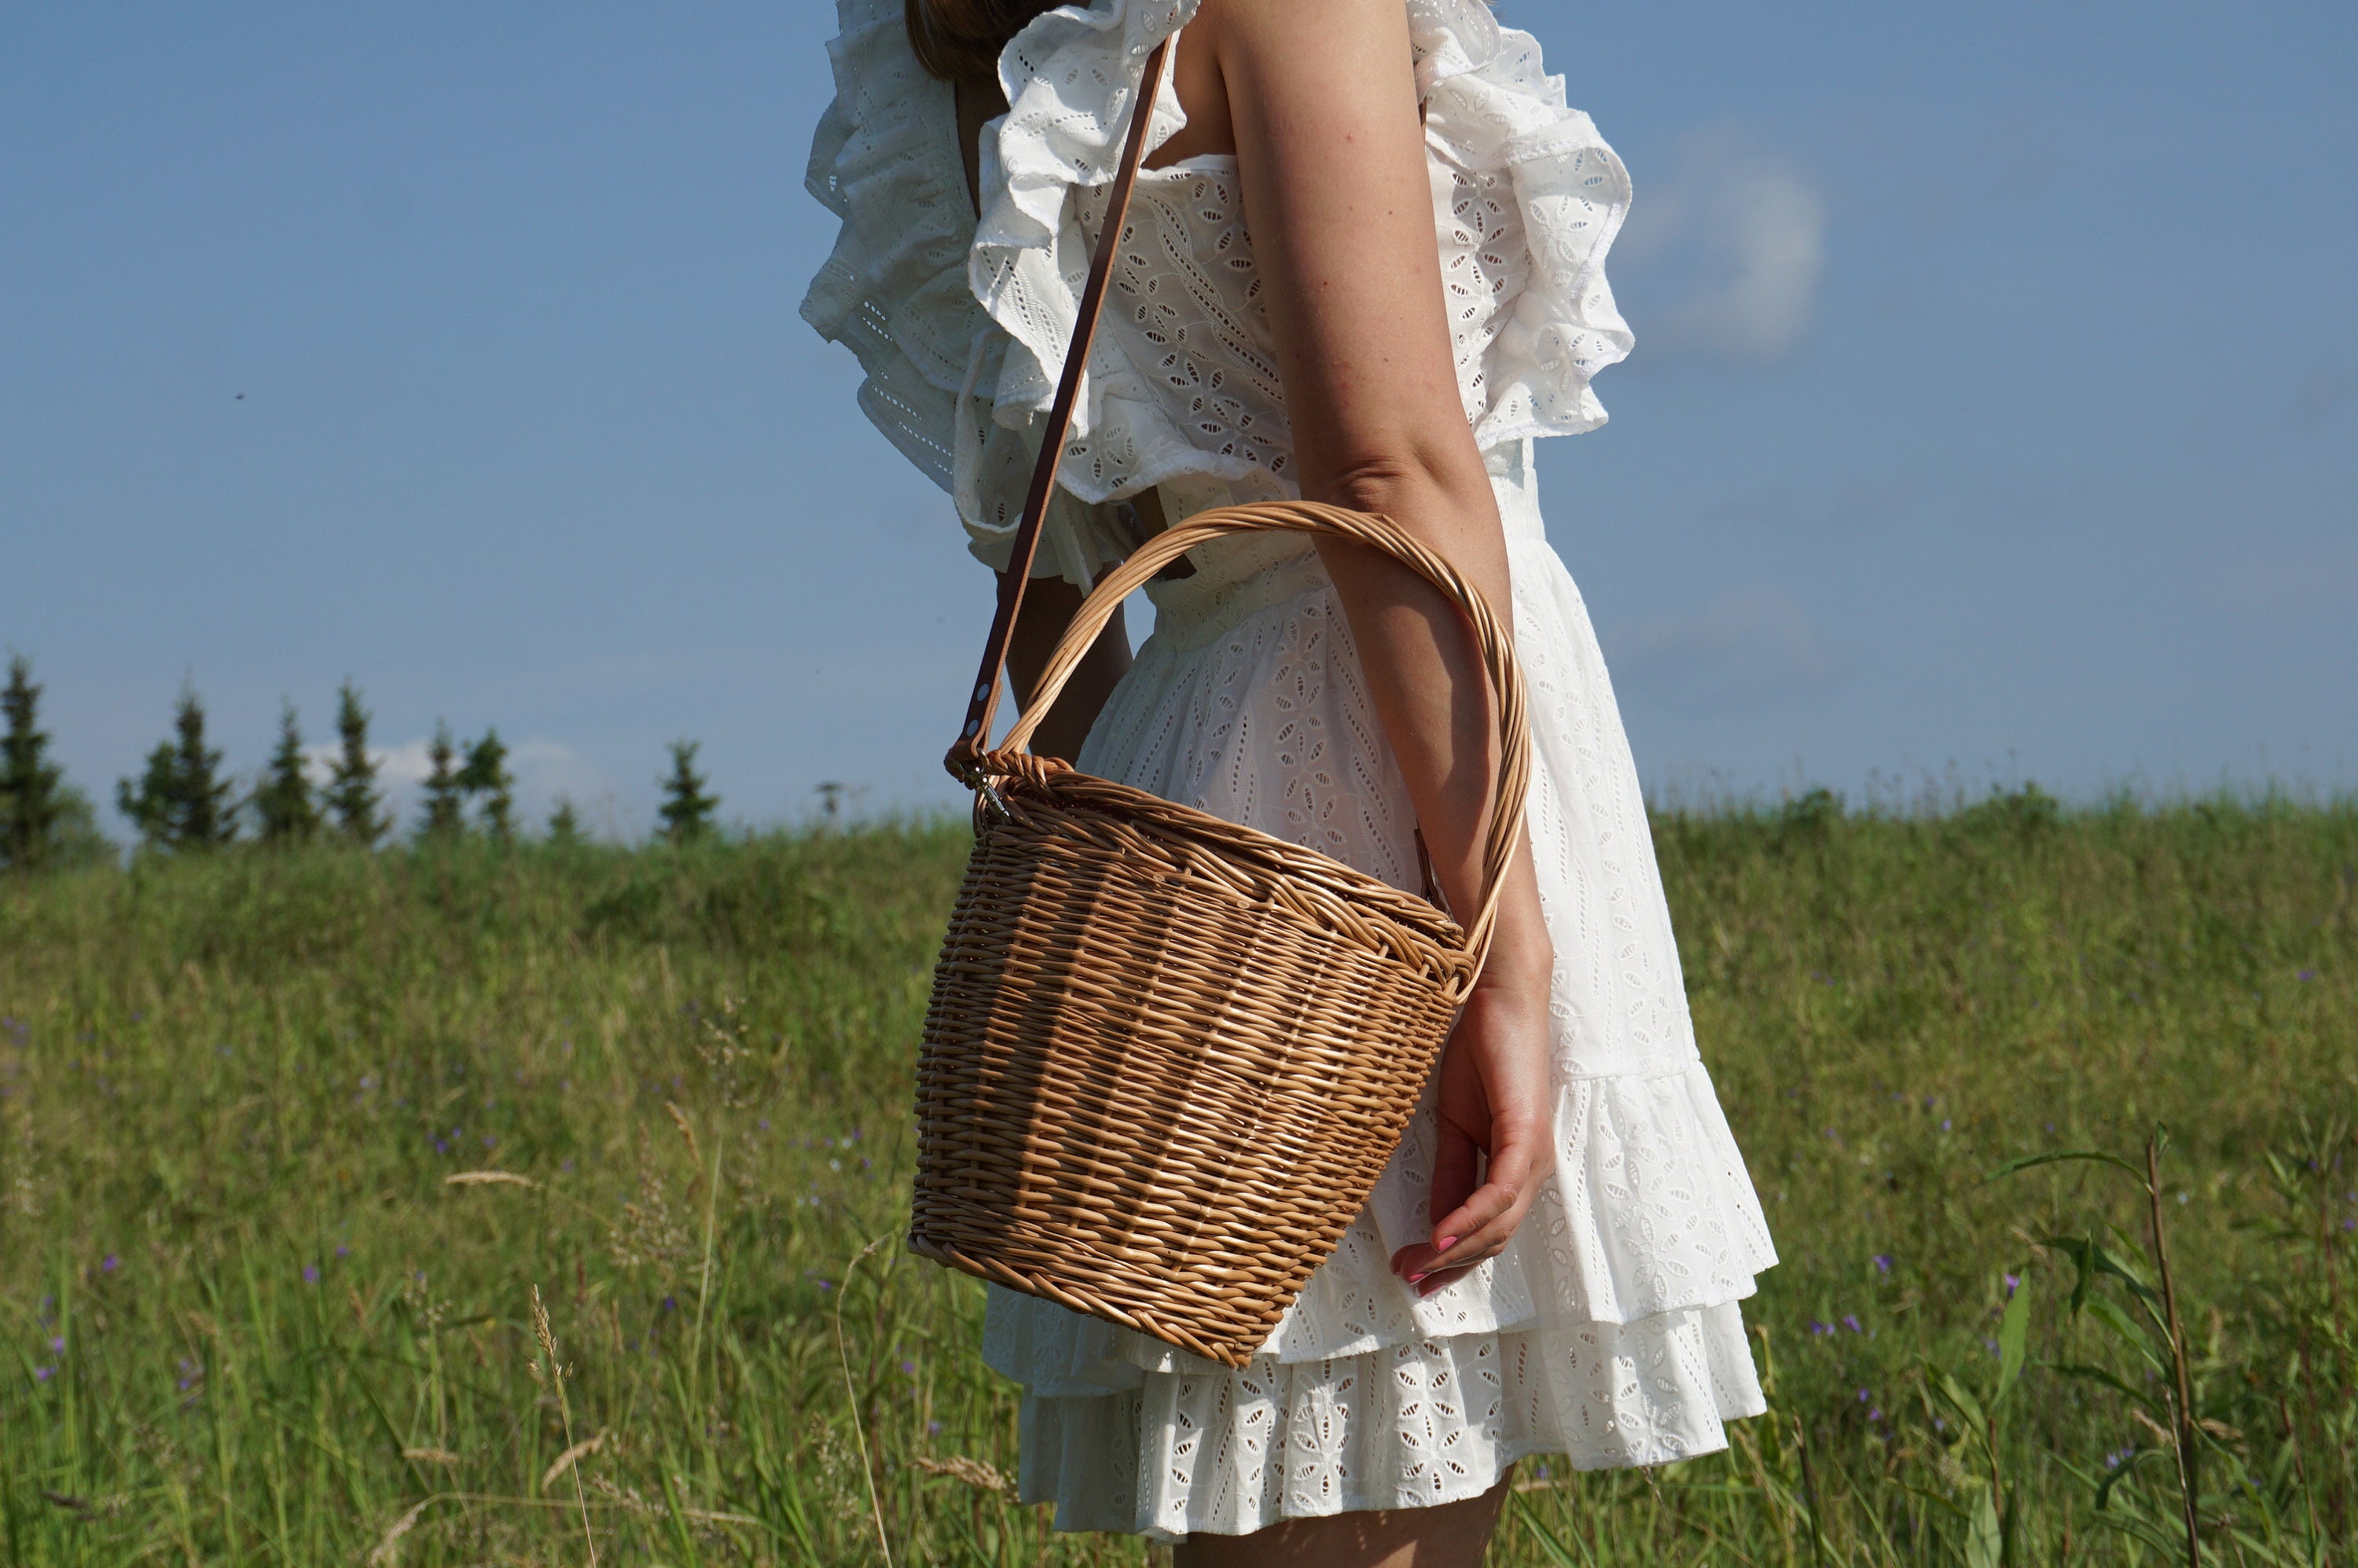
[
  {"left": 252, "top": 700, "right": 321, "bottom": 843},
  {"left": 657, "top": 740, "right": 719, "bottom": 843},
  {"left": 417, "top": 722, "right": 466, "bottom": 838},
  {"left": 457, "top": 728, "right": 515, "bottom": 839},
  {"left": 118, "top": 742, "right": 178, "bottom": 846},
  {"left": 545, "top": 795, "right": 582, "bottom": 844},
  {"left": 116, "top": 683, "right": 237, "bottom": 850},
  {"left": 323, "top": 680, "right": 387, "bottom": 846},
  {"left": 1, "top": 653, "right": 68, "bottom": 871}
]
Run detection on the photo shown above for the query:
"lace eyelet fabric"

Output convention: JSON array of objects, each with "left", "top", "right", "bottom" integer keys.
[{"left": 806, "top": 0, "right": 1774, "bottom": 1540}]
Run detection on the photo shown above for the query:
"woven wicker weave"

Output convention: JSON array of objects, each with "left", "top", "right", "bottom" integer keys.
[
  {"left": 915, "top": 505, "right": 1530, "bottom": 1368},
  {"left": 906, "top": 39, "right": 1529, "bottom": 1368}
]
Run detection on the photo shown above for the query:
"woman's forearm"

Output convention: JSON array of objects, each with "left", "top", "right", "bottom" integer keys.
[
  {"left": 1210, "top": 0, "right": 1551, "bottom": 990},
  {"left": 1002, "top": 571, "right": 1131, "bottom": 763},
  {"left": 1312, "top": 465, "right": 1552, "bottom": 992}
]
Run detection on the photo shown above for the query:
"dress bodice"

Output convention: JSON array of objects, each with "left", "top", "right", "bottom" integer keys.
[{"left": 803, "top": 0, "right": 1634, "bottom": 588}]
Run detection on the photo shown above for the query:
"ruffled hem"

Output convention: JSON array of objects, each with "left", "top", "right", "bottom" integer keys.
[
  {"left": 982, "top": 1056, "right": 1774, "bottom": 1401},
  {"left": 1004, "top": 1302, "right": 1765, "bottom": 1540}
]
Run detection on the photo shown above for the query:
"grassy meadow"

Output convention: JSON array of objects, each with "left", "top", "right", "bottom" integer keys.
[{"left": 0, "top": 795, "right": 2352, "bottom": 1565}]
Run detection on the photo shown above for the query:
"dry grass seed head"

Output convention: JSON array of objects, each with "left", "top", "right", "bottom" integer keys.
[
  {"left": 542, "top": 1431, "right": 604, "bottom": 1490},
  {"left": 910, "top": 1454, "right": 1012, "bottom": 1495},
  {"left": 365, "top": 1498, "right": 435, "bottom": 1566}
]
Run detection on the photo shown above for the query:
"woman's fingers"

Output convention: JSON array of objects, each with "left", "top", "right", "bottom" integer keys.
[
  {"left": 1390, "top": 1116, "right": 1479, "bottom": 1282},
  {"left": 1386, "top": 964, "right": 1558, "bottom": 1293},
  {"left": 1397, "top": 1112, "right": 1551, "bottom": 1294}
]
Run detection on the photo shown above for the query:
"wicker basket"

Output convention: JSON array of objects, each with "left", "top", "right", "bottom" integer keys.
[{"left": 913, "top": 501, "right": 1530, "bottom": 1368}]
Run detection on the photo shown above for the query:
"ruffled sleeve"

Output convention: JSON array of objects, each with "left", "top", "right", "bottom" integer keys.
[
  {"left": 1412, "top": 0, "right": 1636, "bottom": 443},
  {"left": 800, "top": 0, "right": 979, "bottom": 490},
  {"left": 806, "top": 0, "right": 1635, "bottom": 579},
  {"left": 801, "top": 0, "right": 1142, "bottom": 584},
  {"left": 968, "top": 2, "right": 1216, "bottom": 488}
]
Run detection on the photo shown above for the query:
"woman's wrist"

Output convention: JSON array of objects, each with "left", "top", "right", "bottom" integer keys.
[{"left": 1464, "top": 835, "right": 1552, "bottom": 1000}]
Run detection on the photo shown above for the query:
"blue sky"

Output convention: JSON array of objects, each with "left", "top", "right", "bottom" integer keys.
[{"left": 3, "top": 2, "right": 2352, "bottom": 835}]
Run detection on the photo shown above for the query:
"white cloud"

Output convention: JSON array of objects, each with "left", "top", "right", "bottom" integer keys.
[
  {"left": 1605, "top": 586, "right": 1844, "bottom": 713},
  {"left": 1615, "top": 125, "right": 1827, "bottom": 364}
]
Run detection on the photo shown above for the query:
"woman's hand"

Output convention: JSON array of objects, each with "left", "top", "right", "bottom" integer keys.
[{"left": 1390, "top": 851, "right": 1555, "bottom": 1295}]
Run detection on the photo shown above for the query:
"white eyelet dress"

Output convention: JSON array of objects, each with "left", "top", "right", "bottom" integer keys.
[{"left": 804, "top": 0, "right": 1778, "bottom": 1542}]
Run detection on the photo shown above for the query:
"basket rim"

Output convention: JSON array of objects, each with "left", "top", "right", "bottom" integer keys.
[{"left": 975, "top": 754, "right": 1476, "bottom": 987}]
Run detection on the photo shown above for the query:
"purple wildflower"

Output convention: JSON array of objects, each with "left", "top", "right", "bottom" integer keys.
[
  {"left": 1872, "top": 1254, "right": 1892, "bottom": 1275},
  {"left": 1941, "top": 1118, "right": 1952, "bottom": 1132},
  {"left": 1842, "top": 1315, "right": 1862, "bottom": 1334},
  {"left": 901, "top": 1360, "right": 916, "bottom": 1375},
  {"left": 661, "top": 1296, "right": 678, "bottom": 1312},
  {"left": 336, "top": 1245, "right": 351, "bottom": 1258},
  {"left": 1857, "top": 1388, "right": 1871, "bottom": 1403},
  {"left": 101, "top": 1254, "right": 119, "bottom": 1273},
  {"left": 49, "top": 1337, "right": 64, "bottom": 1354},
  {"left": 927, "top": 1419, "right": 942, "bottom": 1435},
  {"left": 2298, "top": 970, "right": 2316, "bottom": 981},
  {"left": 303, "top": 1265, "right": 320, "bottom": 1284},
  {"left": 2004, "top": 1273, "right": 2021, "bottom": 1296},
  {"left": 34, "top": 1366, "right": 53, "bottom": 1382}
]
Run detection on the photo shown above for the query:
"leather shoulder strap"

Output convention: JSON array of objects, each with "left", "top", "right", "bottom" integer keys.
[{"left": 946, "top": 37, "right": 1175, "bottom": 781}]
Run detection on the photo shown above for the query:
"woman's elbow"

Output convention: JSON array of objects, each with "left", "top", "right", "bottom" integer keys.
[{"left": 1312, "top": 440, "right": 1493, "bottom": 523}]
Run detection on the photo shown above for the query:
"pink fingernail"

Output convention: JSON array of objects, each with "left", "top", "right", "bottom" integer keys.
[
  {"left": 1437, "top": 1236, "right": 1459, "bottom": 1252},
  {"left": 1407, "top": 1272, "right": 1427, "bottom": 1284}
]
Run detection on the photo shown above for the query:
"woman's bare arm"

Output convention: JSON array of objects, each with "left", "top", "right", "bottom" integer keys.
[
  {"left": 1199, "top": 0, "right": 1557, "bottom": 1288},
  {"left": 1004, "top": 574, "right": 1129, "bottom": 764}
]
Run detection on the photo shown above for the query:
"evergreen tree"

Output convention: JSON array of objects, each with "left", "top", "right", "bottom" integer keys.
[
  {"left": 1, "top": 653, "right": 68, "bottom": 871},
  {"left": 417, "top": 722, "right": 466, "bottom": 838},
  {"left": 457, "top": 728, "right": 515, "bottom": 839},
  {"left": 323, "top": 680, "right": 387, "bottom": 846},
  {"left": 116, "top": 683, "right": 237, "bottom": 850},
  {"left": 657, "top": 740, "right": 719, "bottom": 843},
  {"left": 545, "top": 795, "right": 582, "bottom": 844},
  {"left": 118, "top": 742, "right": 178, "bottom": 846},
  {"left": 252, "top": 700, "right": 322, "bottom": 843}
]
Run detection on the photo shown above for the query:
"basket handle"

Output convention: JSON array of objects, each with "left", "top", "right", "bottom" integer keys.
[{"left": 994, "top": 500, "right": 1532, "bottom": 965}]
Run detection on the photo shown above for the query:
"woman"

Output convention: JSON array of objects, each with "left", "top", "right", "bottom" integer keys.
[{"left": 805, "top": 0, "right": 1776, "bottom": 1559}]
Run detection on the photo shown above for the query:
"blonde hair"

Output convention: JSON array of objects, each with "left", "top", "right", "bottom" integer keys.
[{"left": 904, "top": 0, "right": 1060, "bottom": 83}]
